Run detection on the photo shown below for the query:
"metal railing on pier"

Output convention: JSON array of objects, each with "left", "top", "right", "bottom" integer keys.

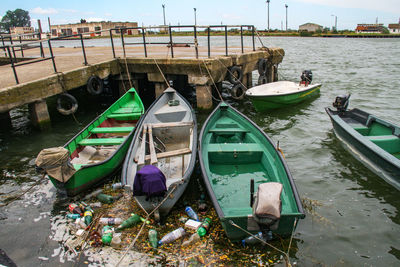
[{"left": 0, "top": 24, "right": 257, "bottom": 85}]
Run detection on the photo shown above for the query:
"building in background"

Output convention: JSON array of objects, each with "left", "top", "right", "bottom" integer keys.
[
  {"left": 388, "top": 23, "right": 400, "bottom": 33},
  {"left": 9, "top": 26, "right": 35, "bottom": 38},
  {"left": 298, "top": 23, "right": 323, "bottom": 32},
  {"left": 50, "top": 21, "right": 139, "bottom": 37},
  {"left": 355, "top": 24, "right": 385, "bottom": 33}
]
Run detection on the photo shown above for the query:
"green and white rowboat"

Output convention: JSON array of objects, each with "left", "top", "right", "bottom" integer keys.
[
  {"left": 246, "top": 81, "right": 322, "bottom": 111},
  {"left": 36, "top": 88, "right": 144, "bottom": 196},
  {"left": 198, "top": 102, "right": 305, "bottom": 241}
]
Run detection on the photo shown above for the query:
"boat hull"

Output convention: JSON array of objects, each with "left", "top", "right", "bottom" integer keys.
[
  {"left": 326, "top": 108, "right": 400, "bottom": 190},
  {"left": 199, "top": 102, "right": 305, "bottom": 241},
  {"left": 48, "top": 88, "right": 144, "bottom": 196},
  {"left": 246, "top": 82, "right": 321, "bottom": 111}
]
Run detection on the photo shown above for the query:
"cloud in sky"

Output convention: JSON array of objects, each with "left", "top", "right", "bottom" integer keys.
[
  {"left": 295, "top": 0, "right": 400, "bottom": 14},
  {"left": 86, "top": 17, "right": 104, "bottom": 22},
  {"left": 31, "top": 7, "right": 58, "bottom": 15}
]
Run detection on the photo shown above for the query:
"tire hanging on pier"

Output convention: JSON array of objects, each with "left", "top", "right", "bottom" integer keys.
[
  {"left": 227, "top": 66, "right": 243, "bottom": 85},
  {"left": 57, "top": 93, "right": 78, "bottom": 115},
  {"left": 258, "top": 58, "right": 268, "bottom": 75},
  {"left": 87, "top": 75, "right": 104, "bottom": 95},
  {"left": 230, "top": 83, "right": 246, "bottom": 100},
  {"left": 258, "top": 75, "right": 268, "bottom": 85}
]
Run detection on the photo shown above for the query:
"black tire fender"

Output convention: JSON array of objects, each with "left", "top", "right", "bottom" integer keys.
[
  {"left": 227, "top": 66, "right": 243, "bottom": 85},
  {"left": 87, "top": 75, "right": 104, "bottom": 95},
  {"left": 230, "top": 83, "right": 246, "bottom": 100},
  {"left": 258, "top": 75, "right": 268, "bottom": 85},
  {"left": 257, "top": 58, "right": 268, "bottom": 75},
  {"left": 57, "top": 93, "right": 78, "bottom": 115}
]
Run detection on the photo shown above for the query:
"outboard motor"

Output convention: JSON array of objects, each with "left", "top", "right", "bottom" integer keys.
[
  {"left": 251, "top": 182, "right": 283, "bottom": 240},
  {"left": 333, "top": 94, "right": 351, "bottom": 114},
  {"left": 300, "top": 70, "right": 313, "bottom": 85}
]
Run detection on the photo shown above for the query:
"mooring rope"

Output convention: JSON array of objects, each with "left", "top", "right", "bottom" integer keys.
[
  {"left": 153, "top": 58, "right": 170, "bottom": 88},
  {"left": 123, "top": 55, "right": 133, "bottom": 89},
  {"left": 201, "top": 59, "right": 224, "bottom": 102},
  {"left": 228, "top": 220, "right": 292, "bottom": 266}
]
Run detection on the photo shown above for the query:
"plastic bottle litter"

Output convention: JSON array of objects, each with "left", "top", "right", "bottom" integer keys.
[
  {"left": 197, "top": 217, "right": 212, "bottom": 237},
  {"left": 111, "top": 234, "right": 122, "bottom": 248},
  {"left": 68, "top": 203, "right": 83, "bottom": 215},
  {"left": 158, "top": 227, "right": 186, "bottom": 246},
  {"left": 148, "top": 229, "right": 158, "bottom": 248},
  {"left": 181, "top": 232, "right": 200, "bottom": 247},
  {"left": 96, "top": 193, "right": 122, "bottom": 204},
  {"left": 111, "top": 182, "right": 123, "bottom": 190},
  {"left": 185, "top": 206, "right": 199, "bottom": 221},
  {"left": 66, "top": 213, "right": 81, "bottom": 219},
  {"left": 75, "top": 217, "right": 87, "bottom": 229},
  {"left": 99, "top": 217, "right": 123, "bottom": 225},
  {"left": 241, "top": 232, "right": 264, "bottom": 246},
  {"left": 101, "top": 225, "right": 113, "bottom": 245},
  {"left": 83, "top": 188, "right": 103, "bottom": 200},
  {"left": 116, "top": 214, "right": 147, "bottom": 231},
  {"left": 84, "top": 210, "right": 93, "bottom": 226},
  {"left": 90, "top": 202, "right": 102, "bottom": 208}
]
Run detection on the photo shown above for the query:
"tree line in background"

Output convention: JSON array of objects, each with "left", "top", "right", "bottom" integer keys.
[{"left": 0, "top": 9, "right": 31, "bottom": 33}]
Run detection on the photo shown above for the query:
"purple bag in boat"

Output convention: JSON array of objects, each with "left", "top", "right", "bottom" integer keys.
[{"left": 133, "top": 165, "right": 167, "bottom": 199}]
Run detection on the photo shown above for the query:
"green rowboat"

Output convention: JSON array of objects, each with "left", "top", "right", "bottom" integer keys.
[
  {"left": 198, "top": 102, "right": 305, "bottom": 241},
  {"left": 326, "top": 95, "right": 400, "bottom": 190},
  {"left": 246, "top": 81, "right": 322, "bottom": 111},
  {"left": 36, "top": 88, "right": 144, "bottom": 196}
]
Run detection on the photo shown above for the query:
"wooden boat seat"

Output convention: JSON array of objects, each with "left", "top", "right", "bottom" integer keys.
[
  {"left": 107, "top": 112, "right": 141, "bottom": 120},
  {"left": 209, "top": 128, "right": 249, "bottom": 135},
  {"left": 90, "top": 126, "right": 135, "bottom": 134},
  {"left": 367, "top": 135, "right": 400, "bottom": 153},
  {"left": 78, "top": 137, "right": 126, "bottom": 146},
  {"left": 348, "top": 123, "right": 370, "bottom": 135},
  {"left": 113, "top": 107, "right": 142, "bottom": 114},
  {"left": 207, "top": 143, "right": 263, "bottom": 153}
]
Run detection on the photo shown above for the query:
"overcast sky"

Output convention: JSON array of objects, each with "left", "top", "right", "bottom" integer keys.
[{"left": 1, "top": 0, "right": 399, "bottom": 31}]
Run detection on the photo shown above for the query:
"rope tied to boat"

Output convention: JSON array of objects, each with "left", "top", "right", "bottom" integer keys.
[
  {"left": 228, "top": 219, "right": 293, "bottom": 267},
  {"left": 153, "top": 58, "right": 170, "bottom": 88}
]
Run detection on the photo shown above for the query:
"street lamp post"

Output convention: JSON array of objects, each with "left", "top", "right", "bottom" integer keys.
[
  {"left": 285, "top": 4, "right": 288, "bottom": 31},
  {"left": 266, "top": 0, "right": 270, "bottom": 31},
  {"left": 194, "top": 8, "right": 197, "bottom": 26},
  {"left": 162, "top": 4, "right": 166, "bottom": 26}
]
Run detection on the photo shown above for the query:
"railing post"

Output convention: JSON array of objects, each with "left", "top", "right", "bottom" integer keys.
[
  {"left": 7, "top": 46, "right": 19, "bottom": 84},
  {"left": 225, "top": 26, "right": 228, "bottom": 56},
  {"left": 10, "top": 37, "right": 16, "bottom": 59},
  {"left": 207, "top": 27, "right": 211, "bottom": 58},
  {"left": 1, "top": 36, "right": 7, "bottom": 57},
  {"left": 38, "top": 32, "right": 44, "bottom": 57},
  {"left": 48, "top": 39, "right": 57, "bottom": 73},
  {"left": 80, "top": 34, "right": 88, "bottom": 65},
  {"left": 109, "top": 29, "right": 116, "bottom": 58},
  {"left": 169, "top": 26, "right": 174, "bottom": 58},
  {"left": 252, "top": 26, "right": 255, "bottom": 51},
  {"left": 19, "top": 36, "right": 24, "bottom": 57},
  {"left": 120, "top": 30, "right": 126, "bottom": 58},
  {"left": 142, "top": 27, "right": 147, "bottom": 58},
  {"left": 194, "top": 26, "right": 198, "bottom": 59},
  {"left": 240, "top": 26, "right": 244, "bottom": 53}
]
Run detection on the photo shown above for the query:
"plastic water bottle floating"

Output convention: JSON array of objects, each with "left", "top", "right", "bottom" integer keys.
[
  {"left": 158, "top": 227, "right": 186, "bottom": 246},
  {"left": 148, "top": 229, "right": 158, "bottom": 248},
  {"left": 185, "top": 206, "right": 199, "bottom": 221}
]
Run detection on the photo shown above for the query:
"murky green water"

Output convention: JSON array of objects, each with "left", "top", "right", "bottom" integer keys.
[{"left": 1, "top": 36, "right": 400, "bottom": 266}]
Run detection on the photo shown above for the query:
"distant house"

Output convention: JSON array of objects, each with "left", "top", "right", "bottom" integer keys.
[
  {"left": 355, "top": 24, "right": 385, "bottom": 33},
  {"left": 299, "top": 23, "right": 323, "bottom": 32},
  {"left": 9, "top": 26, "right": 35, "bottom": 39},
  {"left": 50, "top": 21, "right": 139, "bottom": 37},
  {"left": 388, "top": 23, "right": 400, "bottom": 34}
]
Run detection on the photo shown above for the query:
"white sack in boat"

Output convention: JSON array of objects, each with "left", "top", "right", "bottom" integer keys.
[{"left": 35, "top": 147, "right": 76, "bottom": 182}]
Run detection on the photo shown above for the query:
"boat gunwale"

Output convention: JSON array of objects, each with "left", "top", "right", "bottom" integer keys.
[
  {"left": 325, "top": 107, "right": 400, "bottom": 168},
  {"left": 64, "top": 88, "right": 144, "bottom": 171},
  {"left": 198, "top": 102, "right": 305, "bottom": 220},
  {"left": 246, "top": 82, "right": 322, "bottom": 98}
]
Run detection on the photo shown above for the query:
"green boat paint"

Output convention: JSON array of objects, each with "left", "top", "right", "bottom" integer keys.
[
  {"left": 199, "top": 102, "right": 305, "bottom": 241},
  {"left": 48, "top": 88, "right": 144, "bottom": 196},
  {"left": 246, "top": 81, "right": 322, "bottom": 111},
  {"left": 326, "top": 105, "right": 400, "bottom": 191}
]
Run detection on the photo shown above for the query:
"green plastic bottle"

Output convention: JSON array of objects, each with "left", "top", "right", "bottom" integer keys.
[
  {"left": 116, "top": 214, "right": 146, "bottom": 231},
  {"left": 148, "top": 229, "right": 158, "bottom": 248},
  {"left": 96, "top": 193, "right": 121, "bottom": 204},
  {"left": 84, "top": 210, "right": 93, "bottom": 226},
  {"left": 197, "top": 217, "right": 212, "bottom": 237},
  {"left": 102, "top": 225, "right": 113, "bottom": 245}
]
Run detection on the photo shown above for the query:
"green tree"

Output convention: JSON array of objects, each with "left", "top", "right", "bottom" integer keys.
[{"left": 1, "top": 9, "right": 31, "bottom": 33}]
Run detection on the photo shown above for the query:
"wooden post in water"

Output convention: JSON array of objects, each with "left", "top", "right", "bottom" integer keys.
[{"left": 28, "top": 100, "right": 51, "bottom": 130}]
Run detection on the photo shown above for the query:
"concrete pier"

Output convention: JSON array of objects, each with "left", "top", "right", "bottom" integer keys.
[{"left": 0, "top": 45, "right": 284, "bottom": 128}]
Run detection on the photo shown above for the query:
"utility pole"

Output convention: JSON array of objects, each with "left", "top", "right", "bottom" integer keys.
[
  {"left": 194, "top": 8, "right": 197, "bottom": 26},
  {"left": 266, "top": 0, "right": 270, "bottom": 31},
  {"left": 285, "top": 4, "right": 288, "bottom": 31},
  {"left": 162, "top": 4, "right": 166, "bottom": 25},
  {"left": 331, "top": 15, "right": 337, "bottom": 31}
]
